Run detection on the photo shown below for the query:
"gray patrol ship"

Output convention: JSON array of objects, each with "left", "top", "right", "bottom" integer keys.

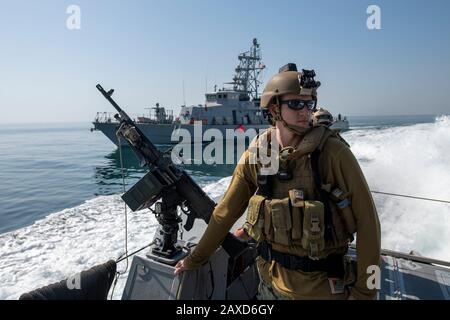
[{"left": 93, "top": 39, "right": 268, "bottom": 146}]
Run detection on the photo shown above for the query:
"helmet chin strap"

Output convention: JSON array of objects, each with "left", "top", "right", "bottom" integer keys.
[{"left": 273, "top": 97, "right": 313, "bottom": 136}]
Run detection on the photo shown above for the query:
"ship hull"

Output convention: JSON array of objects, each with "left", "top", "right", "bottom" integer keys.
[
  {"left": 93, "top": 122, "right": 270, "bottom": 146},
  {"left": 330, "top": 120, "right": 350, "bottom": 132}
]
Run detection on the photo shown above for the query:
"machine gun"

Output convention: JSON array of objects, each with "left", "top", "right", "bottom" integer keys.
[{"left": 96, "top": 84, "right": 248, "bottom": 264}]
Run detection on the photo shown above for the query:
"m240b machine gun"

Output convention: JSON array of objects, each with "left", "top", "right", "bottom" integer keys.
[{"left": 96, "top": 84, "right": 259, "bottom": 299}]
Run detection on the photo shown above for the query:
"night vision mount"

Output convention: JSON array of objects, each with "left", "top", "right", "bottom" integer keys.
[
  {"left": 300, "top": 69, "right": 321, "bottom": 90},
  {"left": 278, "top": 63, "right": 321, "bottom": 90}
]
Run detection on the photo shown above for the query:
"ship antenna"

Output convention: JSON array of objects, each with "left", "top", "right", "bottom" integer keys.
[
  {"left": 182, "top": 77, "right": 186, "bottom": 106},
  {"left": 144, "top": 107, "right": 151, "bottom": 118},
  {"left": 228, "top": 38, "right": 265, "bottom": 100}
]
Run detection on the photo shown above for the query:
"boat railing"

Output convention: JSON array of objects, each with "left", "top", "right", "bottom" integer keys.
[
  {"left": 138, "top": 109, "right": 174, "bottom": 124},
  {"left": 94, "top": 111, "right": 175, "bottom": 124},
  {"left": 94, "top": 112, "right": 117, "bottom": 123}
]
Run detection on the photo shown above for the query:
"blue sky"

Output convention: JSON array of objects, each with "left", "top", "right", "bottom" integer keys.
[{"left": 1, "top": 0, "right": 449, "bottom": 123}]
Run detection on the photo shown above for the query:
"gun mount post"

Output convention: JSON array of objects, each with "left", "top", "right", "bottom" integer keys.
[{"left": 149, "top": 190, "right": 188, "bottom": 264}]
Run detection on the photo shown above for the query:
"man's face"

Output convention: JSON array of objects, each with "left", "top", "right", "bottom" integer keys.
[{"left": 271, "top": 93, "right": 314, "bottom": 128}]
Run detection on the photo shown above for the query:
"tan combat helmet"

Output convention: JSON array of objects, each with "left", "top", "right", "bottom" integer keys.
[
  {"left": 260, "top": 63, "right": 321, "bottom": 135},
  {"left": 313, "top": 107, "right": 333, "bottom": 126},
  {"left": 260, "top": 63, "right": 320, "bottom": 109}
]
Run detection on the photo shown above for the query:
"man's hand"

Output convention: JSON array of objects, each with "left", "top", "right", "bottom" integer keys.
[
  {"left": 234, "top": 227, "right": 250, "bottom": 241},
  {"left": 174, "top": 258, "right": 189, "bottom": 275}
]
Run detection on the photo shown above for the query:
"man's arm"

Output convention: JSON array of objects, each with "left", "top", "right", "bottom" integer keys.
[
  {"left": 182, "top": 153, "right": 258, "bottom": 270},
  {"left": 323, "top": 142, "right": 381, "bottom": 299}
]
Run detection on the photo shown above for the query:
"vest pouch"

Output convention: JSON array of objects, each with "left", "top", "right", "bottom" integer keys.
[
  {"left": 291, "top": 205, "right": 303, "bottom": 241},
  {"left": 301, "top": 200, "right": 325, "bottom": 259},
  {"left": 289, "top": 189, "right": 304, "bottom": 241},
  {"left": 270, "top": 197, "right": 292, "bottom": 246},
  {"left": 244, "top": 194, "right": 266, "bottom": 242},
  {"left": 263, "top": 201, "right": 274, "bottom": 242}
]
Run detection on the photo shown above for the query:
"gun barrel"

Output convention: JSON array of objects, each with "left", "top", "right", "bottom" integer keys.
[
  {"left": 96, "top": 84, "right": 163, "bottom": 166},
  {"left": 96, "top": 84, "right": 131, "bottom": 122}
]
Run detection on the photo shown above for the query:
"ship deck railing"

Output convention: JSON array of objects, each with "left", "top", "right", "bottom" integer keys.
[
  {"left": 94, "top": 112, "right": 118, "bottom": 123},
  {"left": 94, "top": 112, "right": 175, "bottom": 124}
]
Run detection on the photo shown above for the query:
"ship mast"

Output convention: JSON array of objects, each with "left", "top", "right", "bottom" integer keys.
[{"left": 227, "top": 38, "right": 265, "bottom": 100}]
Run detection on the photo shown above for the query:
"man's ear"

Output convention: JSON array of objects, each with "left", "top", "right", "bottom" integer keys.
[{"left": 268, "top": 104, "right": 277, "bottom": 116}]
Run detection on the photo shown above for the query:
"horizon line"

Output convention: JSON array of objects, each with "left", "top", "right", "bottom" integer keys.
[{"left": 0, "top": 114, "right": 447, "bottom": 126}]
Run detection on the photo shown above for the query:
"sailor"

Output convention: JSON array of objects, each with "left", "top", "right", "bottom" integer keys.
[
  {"left": 313, "top": 107, "right": 333, "bottom": 126},
  {"left": 175, "top": 63, "right": 381, "bottom": 300}
]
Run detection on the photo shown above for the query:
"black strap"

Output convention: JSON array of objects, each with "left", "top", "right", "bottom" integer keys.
[
  {"left": 258, "top": 241, "right": 344, "bottom": 278},
  {"left": 310, "top": 149, "right": 333, "bottom": 241}
]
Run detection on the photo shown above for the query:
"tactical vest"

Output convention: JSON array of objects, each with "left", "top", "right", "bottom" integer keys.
[{"left": 244, "top": 126, "right": 356, "bottom": 260}]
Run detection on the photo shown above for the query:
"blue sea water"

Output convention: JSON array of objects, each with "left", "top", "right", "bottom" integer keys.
[{"left": 0, "top": 115, "right": 439, "bottom": 234}]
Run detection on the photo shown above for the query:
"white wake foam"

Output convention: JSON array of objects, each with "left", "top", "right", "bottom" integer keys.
[
  {"left": 343, "top": 115, "right": 450, "bottom": 261},
  {"left": 0, "top": 195, "right": 152, "bottom": 300}
]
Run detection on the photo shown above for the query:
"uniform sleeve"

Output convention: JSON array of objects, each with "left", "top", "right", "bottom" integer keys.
[
  {"left": 184, "top": 153, "right": 258, "bottom": 269},
  {"left": 326, "top": 144, "right": 381, "bottom": 300}
]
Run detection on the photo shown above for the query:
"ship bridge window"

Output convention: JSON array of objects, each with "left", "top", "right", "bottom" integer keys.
[
  {"left": 239, "top": 94, "right": 250, "bottom": 101},
  {"left": 206, "top": 94, "right": 216, "bottom": 101}
]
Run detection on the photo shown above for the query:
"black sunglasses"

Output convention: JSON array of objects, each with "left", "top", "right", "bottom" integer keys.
[{"left": 280, "top": 99, "right": 316, "bottom": 111}]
